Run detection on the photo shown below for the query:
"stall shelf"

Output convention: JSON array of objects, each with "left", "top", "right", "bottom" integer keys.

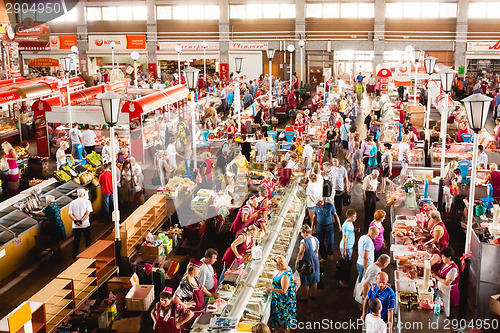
[
  {"left": 77, "top": 240, "right": 116, "bottom": 285},
  {"left": 57, "top": 258, "right": 98, "bottom": 308},
  {"left": 107, "top": 193, "right": 169, "bottom": 258},
  {"left": 0, "top": 301, "right": 45, "bottom": 333},
  {"left": 29, "top": 278, "right": 74, "bottom": 333}
]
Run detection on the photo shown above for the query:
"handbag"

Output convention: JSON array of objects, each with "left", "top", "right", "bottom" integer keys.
[
  {"left": 296, "top": 259, "right": 313, "bottom": 275},
  {"left": 324, "top": 142, "right": 330, "bottom": 149},
  {"left": 151, "top": 170, "right": 161, "bottom": 186},
  {"left": 343, "top": 192, "right": 351, "bottom": 206},
  {"left": 334, "top": 258, "right": 352, "bottom": 282}
]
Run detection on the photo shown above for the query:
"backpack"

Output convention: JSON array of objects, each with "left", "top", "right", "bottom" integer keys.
[{"left": 323, "top": 179, "right": 333, "bottom": 198}]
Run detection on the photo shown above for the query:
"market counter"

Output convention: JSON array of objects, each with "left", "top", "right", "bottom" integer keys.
[{"left": 0, "top": 178, "right": 102, "bottom": 282}]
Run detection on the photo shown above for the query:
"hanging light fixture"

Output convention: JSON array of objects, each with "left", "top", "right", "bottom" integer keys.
[
  {"left": 424, "top": 56, "right": 437, "bottom": 76},
  {"left": 234, "top": 57, "right": 244, "bottom": 74},
  {"left": 462, "top": 93, "right": 493, "bottom": 132},
  {"left": 97, "top": 91, "right": 122, "bottom": 126},
  {"left": 266, "top": 49, "right": 275, "bottom": 61},
  {"left": 60, "top": 57, "right": 71, "bottom": 72},
  {"left": 287, "top": 44, "right": 295, "bottom": 53},
  {"left": 438, "top": 67, "right": 456, "bottom": 93},
  {"left": 183, "top": 66, "right": 200, "bottom": 91}
]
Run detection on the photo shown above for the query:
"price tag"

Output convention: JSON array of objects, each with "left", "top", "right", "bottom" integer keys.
[{"left": 15, "top": 238, "right": 22, "bottom": 247}]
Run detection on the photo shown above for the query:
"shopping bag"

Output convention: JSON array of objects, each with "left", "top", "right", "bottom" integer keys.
[
  {"left": 343, "top": 192, "right": 351, "bottom": 206},
  {"left": 334, "top": 258, "right": 352, "bottom": 282},
  {"left": 293, "top": 271, "right": 301, "bottom": 291},
  {"left": 151, "top": 171, "right": 161, "bottom": 186}
]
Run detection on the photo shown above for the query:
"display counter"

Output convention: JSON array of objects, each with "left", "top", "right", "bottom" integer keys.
[
  {"left": 389, "top": 206, "right": 453, "bottom": 333},
  {"left": 0, "top": 177, "right": 101, "bottom": 282},
  {"left": 191, "top": 183, "right": 307, "bottom": 332}
]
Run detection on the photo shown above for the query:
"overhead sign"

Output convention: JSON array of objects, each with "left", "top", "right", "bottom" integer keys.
[
  {"left": 230, "top": 42, "right": 268, "bottom": 51},
  {"left": 13, "top": 23, "right": 49, "bottom": 42},
  {"left": 159, "top": 42, "right": 219, "bottom": 51},
  {"left": 29, "top": 58, "right": 60, "bottom": 67},
  {"left": 89, "top": 35, "right": 146, "bottom": 50},
  {"left": 467, "top": 40, "right": 500, "bottom": 53},
  {"left": 50, "top": 35, "right": 77, "bottom": 50},
  {"left": 394, "top": 63, "right": 412, "bottom": 87}
]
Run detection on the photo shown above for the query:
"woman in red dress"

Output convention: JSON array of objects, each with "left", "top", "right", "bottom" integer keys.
[
  {"left": 151, "top": 288, "right": 193, "bottom": 333},
  {"left": 294, "top": 114, "right": 305, "bottom": 137},
  {"left": 222, "top": 225, "right": 258, "bottom": 271},
  {"left": 229, "top": 196, "right": 258, "bottom": 234}
]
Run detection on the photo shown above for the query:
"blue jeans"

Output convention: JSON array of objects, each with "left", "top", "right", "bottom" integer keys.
[
  {"left": 341, "top": 248, "right": 353, "bottom": 260},
  {"left": 317, "top": 224, "right": 334, "bottom": 260},
  {"left": 356, "top": 263, "right": 365, "bottom": 283},
  {"left": 103, "top": 193, "right": 113, "bottom": 217}
]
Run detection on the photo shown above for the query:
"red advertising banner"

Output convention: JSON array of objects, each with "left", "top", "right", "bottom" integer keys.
[
  {"left": 59, "top": 86, "right": 69, "bottom": 107},
  {"left": 148, "top": 63, "right": 157, "bottom": 77},
  {"left": 3, "top": 42, "right": 21, "bottom": 76},
  {"left": 28, "top": 58, "right": 60, "bottom": 67},
  {"left": 126, "top": 35, "right": 146, "bottom": 49},
  {"left": 220, "top": 63, "right": 229, "bottom": 80}
]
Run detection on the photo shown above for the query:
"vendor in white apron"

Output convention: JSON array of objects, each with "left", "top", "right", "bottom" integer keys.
[{"left": 432, "top": 247, "right": 460, "bottom": 318}]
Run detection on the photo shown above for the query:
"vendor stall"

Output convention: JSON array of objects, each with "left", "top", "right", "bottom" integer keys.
[{"left": 191, "top": 183, "right": 307, "bottom": 331}]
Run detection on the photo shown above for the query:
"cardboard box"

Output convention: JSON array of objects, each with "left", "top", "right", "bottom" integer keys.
[
  {"left": 141, "top": 244, "right": 162, "bottom": 257},
  {"left": 111, "top": 317, "right": 141, "bottom": 333},
  {"left": 490, "top": 294, "right": 500, "bottom": 316},
  {"left": 125, "top": 285, "right": 154, "bottom": 312}
]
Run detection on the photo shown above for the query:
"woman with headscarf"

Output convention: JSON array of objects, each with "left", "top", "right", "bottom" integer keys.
[{"left": 33, "top": 195, "right": 66, "bottom": 255}]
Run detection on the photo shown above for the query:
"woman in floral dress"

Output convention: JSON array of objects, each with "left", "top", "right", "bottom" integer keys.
[{"left": 267, "top": 255, "right": 297, "bottom": 329}]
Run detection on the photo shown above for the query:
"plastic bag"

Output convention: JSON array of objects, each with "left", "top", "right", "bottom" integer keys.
[{"left": 293, "top": 271, "right": 301, "bottom": 291}]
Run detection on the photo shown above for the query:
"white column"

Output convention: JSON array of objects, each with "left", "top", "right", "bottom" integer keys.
[
  {"left": 134, "top": 60, "right": 138, "bottom": 88},
  {"left": 191, "top": 93, "right": 197, "bottom": 169},
  {"left": 289, "top": 52, "right": 293, "bottom": 89},
  {"left": 203, "top": 47, "right": 207, "bottom": 82},
  {"left": 440, "top": 94, "right": 448, "bottom": 177},
  {"left": 67, "top": 84, "right": 73, "bottom": 126},
  {"left": 425, "top": 83, "right": 431, "bottom": 142},
  {"left": 465, "top": 131, "right": 479, "bottom": 253},
  {"left": 110, "top": 125, "right": 120, "bottom": 240},
  {"left": 111, "top": 47, "right": 115, "bottom": 70},
  {"left": 177, "top": 53, "right": 181, "bottom": 83},
  {"left": 269, "top": 59, "right": 273, "bottom": 114},
  {"left": 414, "top": 64, "right": 418, "bottom": 106}
]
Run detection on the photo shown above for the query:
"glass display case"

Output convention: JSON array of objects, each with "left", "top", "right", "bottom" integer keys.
[
  {"left": 431, "top": 142, "right": 473, "bottom": 166},
  {"left": 379, "top": 141, "right": 425, "bottom": 166},
  {"left": 0, "top": 109, "right": 19, "bottom": 140}
]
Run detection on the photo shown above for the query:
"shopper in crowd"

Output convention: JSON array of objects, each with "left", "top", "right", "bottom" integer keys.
[
  {"left": 68, "top": 122, "right": 83, "bottom": 158},
  {"left": 82, "top": 124, "right": 96, "bottom": 156},
  {"left": 198, "top": 248, "right": 219, "bottom": 301},
  {"left": 331, "top": 157, "right": 348, "bottom": 218},
  {"left": 296, "top": 224, "right": 320, "bottom": 300},
  {"left": 432, "top": 247, "right": 460, "bottom": 318},
  {"left": 477, "top": 145, "right": 488, "bottom": 167},
  {"left": 442, "top": 161, "right": 458, "bottom": 213},
  {"left": 360, "top": 135, "right": 375, "bottom": 175},
  {"left": 267, "top": 255, "right": 297, "bottom": 329},
  {"left": 306, "top": 173, "right": 322, "bottom": 228},
  {"left": 363, "top": 170, "right": 380, "bottom": 229},
  {"left": 101, "top": 138, "right": 112, "bottom": 164},
  {"left": 313, "top": 199, "right": 341, "bottom": 262},
  {"left": 356, "top": 226, "right": 379, "bottom": 283},
  {"left": 166, "top": 137, "right": 181, "bottom": 171},
  {"left": 364, "top": 298, "right": 388, "bottom": 333},
  {"left": 338, "top": 209, "right": 357, "bottom": 288},
  {"left": 98, "top": 163, "right": 114, "bottom": 218},
  {"left": 132, "top": 167, "right": 145, "bottom": 205},
  {"left": 362, "top": 272, "right": 395, "bottom": 331},
  {"left": 33, "top": 195, "right": 66, "bottom": 255},
  {"left": 357, "top": 254, "right": 391, "bottom": 301},
  {"left": 325, "top": 125, "right": 338, "bottom": 162},
  {"left": 174, "top": 259, "right": 216, "bottom": 329},
  {"left": 2, "top": 141, "right": 20, "bottom": 194},
  {"left": 69, "top": 188, "right": 93, "bottom": 258},
  {"left": 369, "top": 210, "right": 386, "bottom": 260},
  {"left": 221, "top": 225, "right": 258, "bottom": 273},
  {"left": 239, "top": 134, "right": 252, "bottom": 163},
  {"left": 380, "top": 143, "right": 393, "bottom": 194},
  {"left": 277, "top": 160, "right": 292, "bottom": 188},
  {"left": 302, "top": 137, "right": 314, "bottom": 172},
  {"left": 425, "top": 211, "right": 449, "bottom": 250},
  {"left": 56, "top": 141, "right": 71, "bottom": 171},
  {"left": 117, "top": 147, "right": 131, "bottom": 164},
  {"left": 120, "top": 159, "right": 134, "bottom": 203},
  {"left": 348, "top": 142, "right": 363, "bottom": 192},
  {"left": 151, "top": 288, "right": 193, "bottom": 333},
  {"left": 398, "top": 135, "right": 410, "bottom": 176}
]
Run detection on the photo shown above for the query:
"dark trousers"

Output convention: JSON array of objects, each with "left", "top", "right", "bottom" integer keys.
[
  {"left": 364, "top": 191, "right": 376, "bottom": 230},
  {"left": 73, "top": 226, "right": 91, "bottom": 258},
  {"left": 317, "top": 223, "right": 334, "bottom": 260},
  {"left": 84, "top": 146, "right": 95, "bottom": 156},
  {"left": 334, "top": 191, "right": 344, "bottom": 219},
  {"left": 102, "top": 193, "right": 113, "bottom": 217}
]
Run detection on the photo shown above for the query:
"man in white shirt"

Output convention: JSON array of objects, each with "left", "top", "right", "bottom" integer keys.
[
  {"left": 477, "top": 145, "right": 488, "bottom": 168},
  {"left": 152, "top": 78, "right": 164, "bottom": 90},
  {"left": 255, "top": 134, "right": 268, "bottom": 163},
  {"left": 68, "top": 122, "right": 83, "bottom": 158},
  {"left": 331, "top": 157, "right": 348, "bottom": 218},
  {"left": 69, "top": 189, "right": 93, "bottom": 258},
  {"left": 82, "top": 124, "right": 97, "bottom": 156},
  {"left": 364, "top": 298, "right": 387, "bottom": 333},
  {"left": 302, "top": 137, "right": 314, "bottom": 171},
  {"left": 198, "top": 248, "right": 219, "bottom": 302}
]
